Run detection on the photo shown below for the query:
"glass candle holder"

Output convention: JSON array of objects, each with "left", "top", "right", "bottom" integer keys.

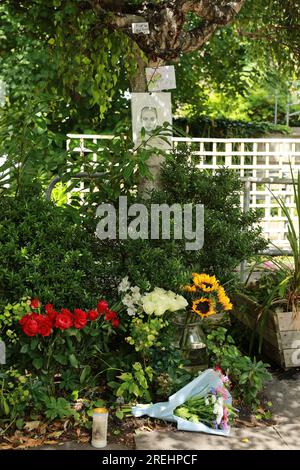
[{"left": 91, "top": 407, "right": 108, "bottom": 448}]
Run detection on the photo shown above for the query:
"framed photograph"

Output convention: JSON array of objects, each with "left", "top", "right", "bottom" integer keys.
[
  {"left": 131, "top": 92, "right": 172, "bottom": 149},
  {"left": 146, "top": 66, "right": 176, "bottom": 91}
]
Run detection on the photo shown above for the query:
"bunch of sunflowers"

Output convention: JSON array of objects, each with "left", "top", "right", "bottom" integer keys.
[{"left": 183, "top": 273, "right": 233, "bottom": 319}]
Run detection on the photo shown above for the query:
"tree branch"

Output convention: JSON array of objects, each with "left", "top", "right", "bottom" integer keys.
[
  {"left": 88, "top": 0, "right": 247, "bottom": 60},
  {"left": 178, "top": 0, "right": 246, "bottom": 23},
  {"left": 180, "top": 21, "right": 218, "bottom": 53},
  {"left": 179, "top": 0, "right": 246, "bottom": 54}
]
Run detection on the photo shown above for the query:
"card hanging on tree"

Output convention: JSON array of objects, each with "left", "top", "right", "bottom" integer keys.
[
  {"left": 146, "top": 66, "right": 176, "bottom": 91},
  {"left": 131, "top": 92, "right": 172, "bottom": 150},
  {"left": 132, "top": 23, "right": 150, "bottom": 34}
]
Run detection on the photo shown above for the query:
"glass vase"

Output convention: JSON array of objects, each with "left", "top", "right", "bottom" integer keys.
[{"left": 172, "top": 311, "right": 208, "bottom": 368}]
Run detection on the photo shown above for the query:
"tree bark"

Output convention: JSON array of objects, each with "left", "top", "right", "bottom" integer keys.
[{"left": 130, "top": 54, "right": 166, "bottom": 196}]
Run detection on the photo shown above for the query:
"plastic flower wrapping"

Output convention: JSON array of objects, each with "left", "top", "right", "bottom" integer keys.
[{"left": 174, "top": 371, "right": 237, "bottom": 431}]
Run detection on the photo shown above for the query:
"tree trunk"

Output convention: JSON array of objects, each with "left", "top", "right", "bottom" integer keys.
[{"left": 130, "top": 55, "right": 167, "bottom": 196}]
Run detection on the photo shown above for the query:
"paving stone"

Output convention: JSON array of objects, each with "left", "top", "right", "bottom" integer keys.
[
  {"left": 273, "top": 422, "right": 300, "bottom": 450},
  {"left": 33, "top": 441, "right": 128, "bottom": 451},
  {"left": 134, "top": 427, "right": 289, "bottom": 451},
  {"left": 266, "top": 377, "right": 300, "bottom": 423}
]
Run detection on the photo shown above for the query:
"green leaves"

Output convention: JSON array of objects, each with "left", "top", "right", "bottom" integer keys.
[
  {"left": 53, "top": 353, "right": 68, "bottom": 366},
  {"left": 80, "top": 365, "right": 91, "bottom": 385},
  {"left": 111, "top": 362, "right": 154, "bottom": 403},
  {"left": 0, "top": 367, "right": 31, "bottom": 422},
  {"left": 32, "top": 358, "right": 43, "bottom": 370},
  {"left": 69, "top": 353, "right": 78, "bottom": 368},
  {"left": 43, "top": 396, "right": 79, "bottom": 421},
  {"left": 206, "top": 327, "right": 271, "bottom": 410}
]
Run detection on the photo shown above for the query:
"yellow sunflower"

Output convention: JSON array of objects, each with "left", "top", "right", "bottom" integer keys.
[
  {"left": 217, "top": 286, "right": 233, "bottom": 311},
  {"left": 192, "top": 297, "right": 216, "bottom": 318},
  {"left": 183, "top": 284, "right": 197, "bottom": 293},
  {"left": 192, "top": 273, "right": 219, "bottom": 293}
]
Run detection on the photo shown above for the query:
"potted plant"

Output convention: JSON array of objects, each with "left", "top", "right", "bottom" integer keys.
[{"left": 235, "top": 169, "right": 300, "bottom": 369}]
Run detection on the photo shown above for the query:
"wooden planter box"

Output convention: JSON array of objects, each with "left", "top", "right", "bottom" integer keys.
[{"left": 234, "top": 292, "right": 300, "bottom": 369}]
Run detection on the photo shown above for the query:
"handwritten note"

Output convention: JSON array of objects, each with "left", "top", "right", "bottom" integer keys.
[{"left": 132, "top": 22, "right": 150, "bottom": 35}]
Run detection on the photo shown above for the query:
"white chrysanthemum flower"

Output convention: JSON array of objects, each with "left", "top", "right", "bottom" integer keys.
[
  {"left": 217, "top": 397, "right": 224, "bottom": 407},
  {"left": 118, "top": 276, "right": 130, "bottom": 293},
  {"left": 127, "top": 307, "right": 137, "bottom": 316},
  {"left": 211, "top": 394, "right": 217, "bottom": 404},
  {"left": 130, "top": 286, "right": 141, "bottom": 303},
  {"left": 122, "top": 294, "right": 135, "bottom": 308},
  {"left": 213, "top": 403, "right": 224, "bottom": 425}
]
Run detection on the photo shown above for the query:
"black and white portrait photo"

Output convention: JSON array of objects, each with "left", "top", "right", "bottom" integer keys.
[{"left": 131, "top": 92, "right": 172, "bottom": 150}]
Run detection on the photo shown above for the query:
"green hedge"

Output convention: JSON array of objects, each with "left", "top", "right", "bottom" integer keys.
[
  {"left": 174, "top": 116, "right": 289, "bottom": 138},
  {"left": 0, "top": 189, "right": 103, "bottom": 309}
]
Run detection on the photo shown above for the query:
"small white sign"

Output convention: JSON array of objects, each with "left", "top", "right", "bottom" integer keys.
[
  {"left": 0, "top": 79, "right": 6, "bottom": 107},
  {"left": 0, "top": 340, "right": 6, "bottom": 364},
  {"left": 146, "top": 66, "right": 176, "bottom": 91},
  {"left": 132, "top": 22, "right": 150, "bottom": 35}
]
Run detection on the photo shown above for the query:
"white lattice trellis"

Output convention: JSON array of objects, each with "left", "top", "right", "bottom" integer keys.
[{"left": 66, "top": 134, "right": 300, "bottom": 249}]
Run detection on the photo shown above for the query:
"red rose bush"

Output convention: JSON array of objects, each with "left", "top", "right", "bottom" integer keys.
[{"left": 19, "top": 299, "right": 120, "bottom": 337}]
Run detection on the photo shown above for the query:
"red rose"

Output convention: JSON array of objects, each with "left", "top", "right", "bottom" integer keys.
[
  {"left": 112, "top": 318, "right": 119, "bottom": 329},
  {"left": 105, "top": 310, "right": 117, "bottom": 321},
  {"left": 74, "top": 309, "right": 87, "bottom": 329},
  {"left": 46, "top": 309, "right": 58, "bottom": 325},
  {"left": 97, "top": 300, "right": 108, "bottom": 314},
  {"left": 37, "top": 316, "right": 52, "bottom": 337},
  {"left": 30, "top": 298, "right": 40, "bottom": 309},
  {"left": 19, "top": 313, "right": 31, "bottom": 326},
  {"left": 88, "top": 309, "right": 99, "bottom": 321},
  {"left": 22, "top": 318, "right": 39, "bottom": 337},
  {"left": 55, "top": 312, "right": 73, "bottom": 330},
  {"left": 31, "top": 313, "right": 40, "bottom": 321},
  {"left": 45, "top": 303, "right": 54, "bottom": 314},
  {"left": 61, "top": 308, "right": 72, "bottom": 316}
]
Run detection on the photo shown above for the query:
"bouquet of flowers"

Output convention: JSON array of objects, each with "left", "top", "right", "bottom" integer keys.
[
  {"left": 118, "top": 277, "right": 188, "bottom": 352},
  {"left": 174, "top": 383, "right": 237, "bottom": 431},
  {"left": 183, "top": 273, "right": 233, "bottom": 318},
  {"left": 176, "top": 273, "right": 233, "bottom": 354},
  {"left": 118, "top": 276, "right": 188, "bottom": 317},
  {"left": 132, "top": 368, "right": 237, "bottom": 436}
]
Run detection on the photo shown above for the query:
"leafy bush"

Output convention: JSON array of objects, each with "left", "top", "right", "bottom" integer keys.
[
  {"left": 0, "top": 368, "right": 31, "bottom": 427},
  {"left": 205, "top": 327, "right": 272, "bottom": 409},
  {"left": 83, "top": 149, "right": 267, "bottom": 294},
  {"left": 0, "top": 188, "right": 105, "bottom": 309},
  {"left": 174, "top": 116, "right": 289, "bottom": 138},
  {"left": 159, "top": 152, "right": 268, "bottom": 285}
]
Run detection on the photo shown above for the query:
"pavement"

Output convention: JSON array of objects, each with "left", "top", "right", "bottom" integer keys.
[
  {"left": 134, "top": 372, "right": 300, "bottom": 451},
  {"left": 31, "top": 441, "right": 128, "bottom": 451}
]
